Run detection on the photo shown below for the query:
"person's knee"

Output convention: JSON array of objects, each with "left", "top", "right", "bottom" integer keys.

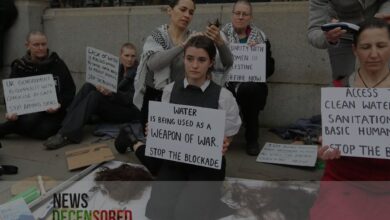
[
  {"left": 88, "top": 90, "right": 104, "bottom": 101},
  {"left": 17, "top": 114, "right": 41, "bottom": 128},
  {"left": 237, "top": 83, "right": 264, "bottom": 97},
  {"left": 79, "top": 82, "right": 96, "bottom": 93},
  {"left": 30, "top": 121, "right": 61, "bottom": 139}
]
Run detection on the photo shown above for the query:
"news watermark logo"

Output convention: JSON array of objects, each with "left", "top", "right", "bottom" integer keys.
[{"left": 52, "top": 193, "right": 132, "bottom": 220}]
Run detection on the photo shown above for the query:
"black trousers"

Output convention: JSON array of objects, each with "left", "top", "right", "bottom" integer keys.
[
  {"left": 135, "top": 144, "right": 163, "bottom": 176},
  {"left": 228, "top": 82, "right": 268, "bottom": 144},
  {"left": 59, "top": 83, "right": 141, "bottom": 143},
  {"left": 141, "top": 86, "right": 163, "bottom": 127},
  {"left": 145, "top": 156, "right": 226, "bottom": 220},
  {"left": 0, "top": 112, "right": 64, "bottom": 139}
]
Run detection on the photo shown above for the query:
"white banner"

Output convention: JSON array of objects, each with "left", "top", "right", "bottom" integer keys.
[
  {"left": 228, "top": 43, "right": 266, "bottom": 82},
  {"left": 146, "top": 101, "right": 226, "bottom": 169},
  {"left": 3, "top": 74, "right": 58, "bottom": 115},
  {"left": 321, "top": 88, "right": 390, "bottom": 159},
  {"left": 257, "top": 142, "right": 317, "bottom": 167},
  {"left": 86, "top": 47, "right": 119, "bottom": 92}
]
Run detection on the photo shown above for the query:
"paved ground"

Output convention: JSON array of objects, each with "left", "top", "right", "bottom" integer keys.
[{"left": 0, "top": 106, "right": 323, "bottom": 204}]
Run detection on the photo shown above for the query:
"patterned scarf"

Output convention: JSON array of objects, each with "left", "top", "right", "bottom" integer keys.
[
  {"left": 133, "top": 24, "right": 192, "bottom": 109},
  {"left": 221, "top": 23, "right": 267, "bottom": 44}
]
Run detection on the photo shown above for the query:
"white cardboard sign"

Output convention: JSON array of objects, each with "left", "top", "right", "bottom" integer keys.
[
  {"left": 321, "top": 88, "right": 390, "bottom": 159},
  {"left": 146, "top": 101, "right": 226, "bottom": 169},
  {"left": 86, "top": 47, "right": 119, "bottom": 92},
  {"left": 2, "top": 74, "right": 58, "bottom": 115},
  {"left": 256, "top": 142, "right": 317, "bottom": 167},
  {"left": 228, "top": 43, "right": 266, "bottom": 82}
]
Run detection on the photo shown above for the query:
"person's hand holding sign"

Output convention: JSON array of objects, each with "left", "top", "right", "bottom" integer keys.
[
  {"left": 247, "top": 40, "right": 257, "bottom": 47},
  {"left": 47, "top": 104, "right": 61, "bottom": 113},
  {"left": 317, "top": 136, "right": 341, "bottom": 160},
  {"left": 96, "top": 85, "right": 112, "bottom": 96},
  {"left": 222, "top": 136, "right": 233, "bottom": 155},
  {"left": 5, "top": 113, "right": 18, "bottom": 121}
]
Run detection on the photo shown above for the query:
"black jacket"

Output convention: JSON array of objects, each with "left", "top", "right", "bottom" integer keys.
[
  {"left": 265, "top": 40, "right": 275, "bottom": 79},
  {"left": 109, "top": 62, "right": 138, "bottom": 107},
  {"left": 10, "top": 51, "right": 76, "bottom": 112}
]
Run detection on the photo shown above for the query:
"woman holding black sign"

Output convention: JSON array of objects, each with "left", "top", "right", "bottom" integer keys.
[
  {"left": 44, "top": 43, "right": 141, "bottom": 149},
  {"left": 311, "top": 18, "right": 390, "bottom": 220},
  {"left": 0, "top": 31, "right": 75, "bottom": 140},
  {"left": 221, "top": 0, "right": 275, "bottom": 155}
]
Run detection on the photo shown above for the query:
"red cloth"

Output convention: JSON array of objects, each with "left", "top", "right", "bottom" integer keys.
[
  {"left": 323, "top": 157, "right": 390, "bottom": 181},
  {"left": 310, "top": 181, "right": 390, "bottom": 220},
  {"left": 332, "top": 79, "right": 345, "bottom": 87},
  {"left": 310, "top": 158, "right": 390, "bottom": 220}
]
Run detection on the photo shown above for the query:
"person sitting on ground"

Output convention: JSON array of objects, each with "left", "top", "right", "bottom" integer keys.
[
  {"left": 0, "top": 31, "right": 76, "bottom": 140},
  {"left": 310, "top": 18, "right": 390, "bottom": 220},
  {"left": 222, "top": 0, "right": 275, "bottom": 156},
  {"left": 44, "top": 43, "right": 141, "bottom": 149}
]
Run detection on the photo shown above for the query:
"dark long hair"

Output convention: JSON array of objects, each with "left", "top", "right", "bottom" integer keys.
[
  {"left": 168, "top": 0, "right": 195, "bottom": 8},
  {"left": 354, "top": 18, "right": 390, "bottom": 46},
  {"left": 184, "top": 36, "right": 216, "bottom": 60},
  {"left": 184, "top": 35, "right": 216, "bottom": 74}
]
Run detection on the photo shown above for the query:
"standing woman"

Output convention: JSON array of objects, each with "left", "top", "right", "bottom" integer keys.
[
  {"left": 133, "top": 0, "right": 233, "bottom": 125},
  {"left": 311, "top": 18, "right": 390, "bottom": 220},
  {"left": 222, "top": 0, "right": 275, "bottom": 155}
]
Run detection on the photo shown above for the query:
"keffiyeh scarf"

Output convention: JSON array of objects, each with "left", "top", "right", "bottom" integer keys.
[{"left": 133, "top": 24, "right": 192, "bottom": 109}]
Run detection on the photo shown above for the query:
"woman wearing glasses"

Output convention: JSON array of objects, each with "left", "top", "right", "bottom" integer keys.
[{"left": 221, "top": 0, "right": 275, "bottom": 155}]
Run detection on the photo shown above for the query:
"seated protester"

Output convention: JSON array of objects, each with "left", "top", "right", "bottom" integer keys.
[
  {"left": 131, "top": 36, "right": 241, "bottom": 219},
  {"left": 44, "top": 43, "right": 141, "bottom": 149},
  {"left": 222, "top": 0, "right": 275, "bottom": 155},
  {"left": 0, "top": 31, "right": 76, "bottom": 140},
  {"left": 310, "top": 19, "right": 390, "bottom": 220}
]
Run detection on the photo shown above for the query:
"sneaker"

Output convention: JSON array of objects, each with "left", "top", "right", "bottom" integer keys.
[
  {"left": 44, "top": 134, "right": 73, "bottom": 150},
  {"left": 246, "top": 142, "right": 260, "bottom": 156}
]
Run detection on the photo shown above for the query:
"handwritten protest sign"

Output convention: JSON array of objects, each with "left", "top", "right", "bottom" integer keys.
[
  {"left": 86, "top": 47, "right": 119, "bottom": 92},
  {"left": 228, "top": 43, "right": 266, "bottom": 82},
  {"left": 321, "top": 88, "right": 390, "bottom": 159},
  {"left": 146, "top": 101, "right": 226, "bottom": 169},
  {"left": 256, "top": 142, "right": 317, "bottom": 167},
  {"left": 2, "top": 74, "right": 58, "bottom": 115}
]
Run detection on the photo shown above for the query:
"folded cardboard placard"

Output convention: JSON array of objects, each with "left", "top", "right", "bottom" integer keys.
[
  {"left": 65, "top": 144, "right": 115, "bottom": 170},
  {"left": 256, "top": 142, "right": 317, "bottom": 167}
]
